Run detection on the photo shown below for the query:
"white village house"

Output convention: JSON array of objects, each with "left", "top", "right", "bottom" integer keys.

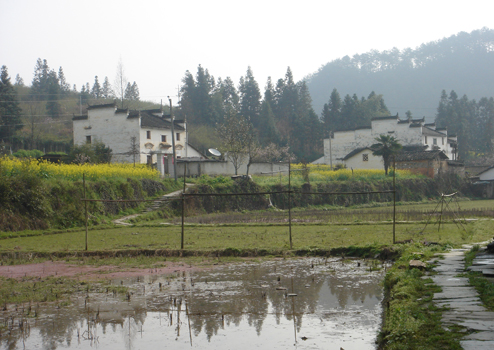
[
  {"left": 72, "top": 102, "right": 205, "bottom": 175},
  {"left": 315, "top": 115, "right": 458, "bottom": 171}
]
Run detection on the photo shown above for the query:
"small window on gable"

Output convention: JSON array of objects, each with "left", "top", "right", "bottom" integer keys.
[
  {"left": 161, "top": 135, "right": 167, "bottom": 142},
  {"left": 362, "top": 154, "right": 369, "bottom": 162},
  {"left": 433, "top": 138, "right": 437, "bottom": 145},
  {"left": 147, "top": 131, "right": 151, "bottom": 139},
  {"left": 86, "top": 135, "right": 91, "bottom": 144},
  {"left": 176, "top": 133, "right": 180, "bottom": 141}
]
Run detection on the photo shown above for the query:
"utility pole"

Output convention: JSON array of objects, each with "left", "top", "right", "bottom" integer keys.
[
  {"left": 329, "top": 131, "right": 333, "bottom": 170},
  {"left": 168, "top": 96, "right": 177, "bottom": 181}
]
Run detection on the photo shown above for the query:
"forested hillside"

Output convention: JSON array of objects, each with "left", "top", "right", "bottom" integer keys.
[{"left": 307, "top": 28, "right": 494, "bottom": 121}]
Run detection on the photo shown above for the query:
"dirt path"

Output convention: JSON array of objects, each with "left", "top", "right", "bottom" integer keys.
[
  {"left": 0, "top": 261, "right": 199, "bottom": 280},
  {"left": 113, "top": 184, "right": 194, "bottom": 226}
]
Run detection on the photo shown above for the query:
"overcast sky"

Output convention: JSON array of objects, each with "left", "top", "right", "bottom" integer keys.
[{"left": 1, "top": 0, "right": 493, "bottom": 106}]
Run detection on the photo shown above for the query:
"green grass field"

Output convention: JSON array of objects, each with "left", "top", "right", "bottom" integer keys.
[{"left": 0, "top": 219, "right": 492, "bottom": 253}]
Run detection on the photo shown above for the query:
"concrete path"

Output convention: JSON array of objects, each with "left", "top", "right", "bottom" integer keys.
[
  {"left": 113, "top": 185, "right": 193, "bottom": 226},
  {"left": 429, "top": 244, "right": 494, "bottom": 349}
]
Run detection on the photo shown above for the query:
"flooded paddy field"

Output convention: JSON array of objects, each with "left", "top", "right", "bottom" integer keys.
[{"left": 0, "top": 258, "right": 385, "bottom": 349}]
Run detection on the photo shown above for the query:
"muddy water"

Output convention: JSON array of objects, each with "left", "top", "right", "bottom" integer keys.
[{"left": 0, "top": 258, "right": 385, "bottom": 350}]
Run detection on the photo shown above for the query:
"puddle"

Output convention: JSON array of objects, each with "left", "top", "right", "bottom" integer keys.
[{"left": 0, "top": 258, "right": 385, "bottom": 349}]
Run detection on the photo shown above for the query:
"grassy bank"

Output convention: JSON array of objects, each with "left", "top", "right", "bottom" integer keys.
[
  {"left": 379, "top": 244, "right": 465, "bottom": 349},
  {"left": 0, "top": 157, "right": 182, "bottom": 231}
]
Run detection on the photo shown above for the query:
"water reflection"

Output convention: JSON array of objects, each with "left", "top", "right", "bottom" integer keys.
[{"left": 0, "top": 258, "right": 385, "bottom": 349}]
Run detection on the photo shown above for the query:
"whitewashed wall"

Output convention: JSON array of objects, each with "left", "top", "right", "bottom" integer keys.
[
  {"left": 138, "top": 127, "right": 186, "bottom": 164},
  {"left": 344, "top": 150, "right": 383, "bottom": 170},
  {"left": 321, "top": 118, "right": 454, "bottom": 167},
  {"left": 479, "top": 168, "right": 494, "bottom": 181},
  {"left": 73, "top": 106, "right": 140, "bottom": 163},
  {"left": 173, "top": 160, "right": 289, "bottom": 177},
  {"left": 73, "top": 105, "right": 190, "bottom": 164}
]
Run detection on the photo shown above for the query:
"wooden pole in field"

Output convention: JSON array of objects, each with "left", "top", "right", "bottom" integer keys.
[
  {"left": 392, "top": 156, "right": 396, "bottom": 244},
  {"left": 438, "top": 194, "right": 444, "bottom": 231},
  {"left": 84, "top": 173, "right": 88, "bottom": 251},
  {"left": 288, "top": 160, "right": 292, "bottom": 249},
  {"left": 181, "top": 163, "right": 186, "bottom": 250}
]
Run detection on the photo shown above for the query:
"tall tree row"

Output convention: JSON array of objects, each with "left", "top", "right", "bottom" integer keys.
[
  {"left": 180, "top": 66, "right": 324, "bottom": 161},
  {"left": 321, "top": 89, "right": 389, "bottom": 134},
  {"left": 0, "top": 65, "right": 22, "bottom": 140},
  {"left": 436, "top": 90, "right": 494, "bottom": 159}
]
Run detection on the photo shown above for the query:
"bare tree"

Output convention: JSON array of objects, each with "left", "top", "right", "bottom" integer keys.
[
  {"left": 246, "top": 142, "right": 293, "bottom": 175},
  {"left": 217, "top": 113, "right": 254, "bottom": 175},
  {"left": 114, "top": 58, "right": 128, "bottom": 108},
  {"left": 127, "top": 136, "right": 139, "bottom": 166}
]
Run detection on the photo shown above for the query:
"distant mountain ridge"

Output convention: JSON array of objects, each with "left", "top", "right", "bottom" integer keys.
[{"left": 306, "top": 28, "right": 494, "bottom": 121}]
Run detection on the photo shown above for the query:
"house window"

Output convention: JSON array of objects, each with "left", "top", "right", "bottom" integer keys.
[
  {"left": 86, "top": 135, "right": 91, "bottom": 144},
  {"left": 362, "top": 154, "right": 369, "bottom": 162},
  {"left": 442, "top": 137, "right": 444, "bottom": 145},
  {"left": 176, "top": 133, "right": 180, "bottom": 141},
  {"left": 161, "top": 135, "right": 167, "bottom": 142},
  {"left": 147, "top": 131, "right": 151, "bottom": 139},
  {"left": 147, "top": 155, "right": 152, "bottom": 165},
  {"left": 433, "top": 138, "right": 437, "bottom": 145}
]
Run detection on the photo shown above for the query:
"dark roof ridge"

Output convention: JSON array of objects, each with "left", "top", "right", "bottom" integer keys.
[{"left": 87, "top": 102, "right": 116, "bottom": 110}]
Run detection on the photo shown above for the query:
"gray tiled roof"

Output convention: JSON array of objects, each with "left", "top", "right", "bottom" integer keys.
[{"left": 395, "top": 150, "right": 448, "bottom": 162}]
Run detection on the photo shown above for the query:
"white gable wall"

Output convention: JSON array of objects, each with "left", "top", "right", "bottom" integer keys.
[
  {"left": 479, "top": 168, "right": 494, "bottom": 181},
  {"left": 344, "top": 150, "right": 382, "bottom": 170},
  {"left": 73, "top": 107, "right": 141, "bottom": 163}
]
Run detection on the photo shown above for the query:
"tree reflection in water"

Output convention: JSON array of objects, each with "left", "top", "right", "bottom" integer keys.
[{"left": 0, "top": 258, "right": 385, "bottom": 349}]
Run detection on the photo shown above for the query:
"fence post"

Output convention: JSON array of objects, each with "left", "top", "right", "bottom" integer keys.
[
  {"left": 393, "top": 156, "right": 396, "bottom": 244},
  {"left": 84, "top": 173, "right": 88, "bottom": 251},
  {"left": 181, "top": 163, "right": 186, "bottom": 250},
  {"left": 289, "top": 161, "right": 292, "bottom": 249}
]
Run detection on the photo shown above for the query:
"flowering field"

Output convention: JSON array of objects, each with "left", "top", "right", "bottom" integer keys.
[
  {"left": 253, "top": 163, "right": 416, "bottom": 186},
  {"left": 0, "top": 156, "right": 160, "bottom": 181},
  {"left": 290, "top": 163, "right": 413, "bottom": 181}
]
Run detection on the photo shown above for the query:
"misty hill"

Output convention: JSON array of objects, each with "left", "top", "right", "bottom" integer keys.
[{"left": 306, "top": 28, "right": 494, "bottom": 121}]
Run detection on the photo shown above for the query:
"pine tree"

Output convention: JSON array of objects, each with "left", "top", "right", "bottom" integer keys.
[
  {"left": 45, "top": 70, "right": 61, "bottom": 117},
  {"left": 101, "top": 76, "right": 114, "bottom": 99},
  {"left": 58, "top": 67, "right": 70, "bottom": 94},
  {"left": 179, "top": 70, "right": 196, "bottom": 122},
  {"left": 258, "top": 100, "right": 279, "bottom": 146},
  {"left": 239, "top": 66, "right": 261, "bottom": 128},
  {"left": 91, "top": 76, "right": 101, "bottom": 99},
  {"left": 0, "top": 66, "right": 22, "bottom": 140},
  {"left": 14, "top": 74, "right": 24, "bottom": 87},
  {"left": 131, "top": 81, "right": 139, "bottom": 100},
  {"left": 124, "top": 82, "right": 132, "bottom": 100},
  {"left": 31, "top": 58, "right": 50, "bottom": 100},
  {"left": 194, "top": 65, "right": 214, "bottom": 124},
  {"left": 321, "top": 88, "right": 342, "bottom": 135}
]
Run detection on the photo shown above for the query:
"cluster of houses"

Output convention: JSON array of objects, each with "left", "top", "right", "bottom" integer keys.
[
  {"left": 72, "top": 103, "right": 288, "bottom": 177},
  {"left": 313, "top": 114, "right": 463, "bottom": 178},
  {"left": 74, "top": 104, "right": 494, "bottom": 196}
]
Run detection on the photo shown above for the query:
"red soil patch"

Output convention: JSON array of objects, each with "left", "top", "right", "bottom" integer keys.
[{"left": 0, "top": 261, "right": 198, "bottom": 280}]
